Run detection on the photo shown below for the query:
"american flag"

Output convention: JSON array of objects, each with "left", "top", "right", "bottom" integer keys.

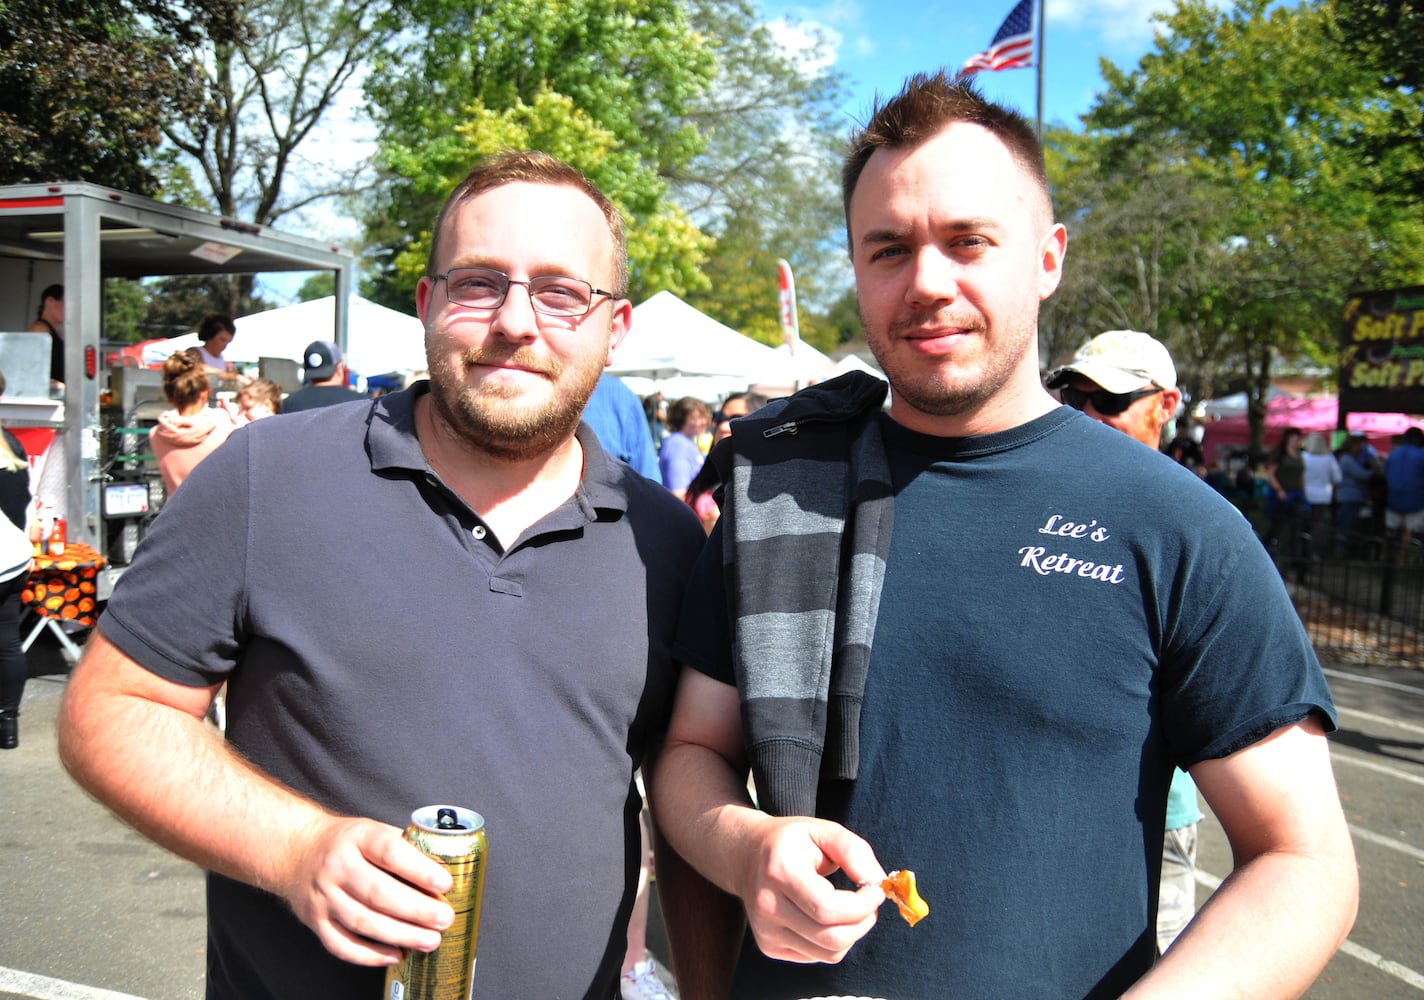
[{"left": 962, "top": 0, "right": 1035, "bottom": 73}]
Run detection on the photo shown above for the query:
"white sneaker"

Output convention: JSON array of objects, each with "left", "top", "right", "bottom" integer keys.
[{"left": 620, "top": 957, "right": 677, "bottom": 1000}]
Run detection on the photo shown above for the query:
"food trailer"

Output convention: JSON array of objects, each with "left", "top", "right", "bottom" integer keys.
[{"left": 0, "top": 182, "right": 355, "bottom": 599}]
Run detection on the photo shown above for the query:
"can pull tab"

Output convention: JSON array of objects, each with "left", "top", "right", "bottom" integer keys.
[{"left": 436, "top": 807, "right": 468, "bottom": 831}]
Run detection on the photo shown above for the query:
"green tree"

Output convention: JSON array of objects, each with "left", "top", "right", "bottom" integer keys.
[
  {"left": 0, "top": 0, "right": 229, "bottom": 191},
  {"left": 361, "top": 0, "right": 850, "bottom": 342},
  {"left": 296, "top": 272, "right": 337, "bottom": 302},
  {"left": 1071, "top": 0, "right": 1424, "bottom": 452},
  {"left": 160, "top": 0, "right": 395, "bottom": 225},
  {"left": 142, "top": 276, "right": 270, "bottom": 339},
  {"left": 1046, "top": 128, "right": 1252, "bottom": 408},
  {"left": 102, "top": 280, "right": 155, "bottom": 346},
  {"left": 674, "top": 1, "right": 849, "bottom": 347},
  {"left": 819, "top": 287, "right": 863, "bottom": 350},
  {"left": 1323, "top": 0, "right": 1424, "bottom": 203},
  {"left": 361, "top": 0, "right": 719, "bottom": 308}
]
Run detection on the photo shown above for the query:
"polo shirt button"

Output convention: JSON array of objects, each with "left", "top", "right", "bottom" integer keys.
[{"left": 472, "top": 525, "right": 487, "bottom": 540}]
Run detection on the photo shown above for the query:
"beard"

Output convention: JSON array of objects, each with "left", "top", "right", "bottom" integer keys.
[
  {"left": 865, "top": 304, "right": 1036, "bottom": 420},
  {"left": 426, "top": 343, "right": 603, "bottom": 462}
]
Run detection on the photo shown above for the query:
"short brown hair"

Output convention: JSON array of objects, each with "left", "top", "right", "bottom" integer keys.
[
  {"left": 666, "top": 396, "right": 710, "bottom": 433},
  {"left": 842, "top": 70, "right": 1051, "bottom": 249},
  {"left": 163, "top": 351, "right": 211, "bottom": 409},
  {"left": 427, "top": 150, "right": 628, "bottom": 296}
]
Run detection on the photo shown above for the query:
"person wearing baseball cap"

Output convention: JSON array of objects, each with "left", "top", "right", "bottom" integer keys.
[
  {"left": 1047, "top": 329, "right": 1182, "bottom": 452},
  {"left": 281, "top": 340, "right": 367, "bottom": 412}
]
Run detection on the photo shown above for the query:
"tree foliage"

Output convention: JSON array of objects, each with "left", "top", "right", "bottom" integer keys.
[
  {"left": 0, "top": 0, "right": 230, "bottom": 192},
  {"left": 1059, "top": 0, "right": 1424, "bottom": 452},
  {"left": 361, "top": 0, "right": 719, "bottom": 308},
  {"left": 160, "top": 0, "right": 395, "bottom": 225},
  {"left": 672, "top": 2, "right": 850, "bottom": 349},
  {"left": 1322, "top": 0, "right": 1424, "bottom": 202},
  {"left": 360, "top": 0, "right": 849, "bottom": 342}
]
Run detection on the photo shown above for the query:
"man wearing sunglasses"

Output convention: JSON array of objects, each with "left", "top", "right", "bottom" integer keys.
[
  {"left": 58, "top": 151, "right": 706, "bottom": 999},
  {"left": 1046, "top": 329, "right": 1203, "bottom": 956},
  {"left": 1046, "top": 329, "right": 1182, "bottom": 452}
]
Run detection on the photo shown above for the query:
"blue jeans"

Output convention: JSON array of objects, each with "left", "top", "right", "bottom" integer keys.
[
  {"left": 1264, "top": 490, "right": 1308, "bottom": 562},
  {"left": 1334, "top": 500, "right": 1364, "bottom": 554}
]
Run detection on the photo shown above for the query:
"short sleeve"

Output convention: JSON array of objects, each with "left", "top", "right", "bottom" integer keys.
[
  {"left": 1159, "top": 513, "right": 1336, "bottom": 767},
  {"left": 671, "top": 520, "right": 735, "bottom": 684},
  {"left": 98, "top": 430, "right": 253, "bottom": 687}
]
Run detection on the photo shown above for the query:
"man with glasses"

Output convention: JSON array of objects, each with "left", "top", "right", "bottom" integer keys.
[
  {"left": 651, "top": 71, "right": 1353, "bottom": 999},
  {"left": 58, "top": 151, "right": 705, "bottom": 998},
  {"left": 1045, "top": 329, "right": 1204, "bottom": 957}
]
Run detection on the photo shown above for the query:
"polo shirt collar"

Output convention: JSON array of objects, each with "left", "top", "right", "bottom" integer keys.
[{"left": 365, "top": 380, "right": 633, "bottom": 520}]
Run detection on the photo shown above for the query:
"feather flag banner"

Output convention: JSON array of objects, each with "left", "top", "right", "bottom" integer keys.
[{"left": 963, "top": 0, "right": 1035, "bottom": 73}]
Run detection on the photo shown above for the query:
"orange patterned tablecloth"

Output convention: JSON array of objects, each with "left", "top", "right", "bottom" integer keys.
[{"left": 23, "top": 541, "right": 106, "bottom": 627}]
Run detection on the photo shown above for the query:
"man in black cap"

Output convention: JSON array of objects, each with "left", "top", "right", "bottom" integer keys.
[{"left": 281, "top": 340, "right": 368, "bottom": 412}]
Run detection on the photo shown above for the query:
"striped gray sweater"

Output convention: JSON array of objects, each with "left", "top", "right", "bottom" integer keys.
[{"left": 713, "top": 371, "right": 893, "bottom": 817}]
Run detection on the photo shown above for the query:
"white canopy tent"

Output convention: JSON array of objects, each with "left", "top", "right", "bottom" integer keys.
[
  {"left": 235, "top": 296, "right": 427, "bottom": 376},
  {"left": 831, "top": 353, "right": 885, "bottom": 379},
  {"left": 611, "top": 291, "right": 780, "bottom": 378},
  {"left": 609, "top": 291, "right": 835, "bottom": 401},
  {"left": 142, "top": 296, "right": 427, "bottom": 377},
  {"left": 752, "top": 341, "right": 841, "bottom": 396}
]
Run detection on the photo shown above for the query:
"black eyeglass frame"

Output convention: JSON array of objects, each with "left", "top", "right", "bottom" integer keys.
[
  {"left": 1059, "top": 384, "right": 1163, "bottom": 416},
  {"left": 434, "top": 266, "right": 619, "bottom": 318}
]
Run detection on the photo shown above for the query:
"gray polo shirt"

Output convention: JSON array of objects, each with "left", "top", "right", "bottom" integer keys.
[{"left": 100, "top": 381, "right": 706, "bottom": 999}]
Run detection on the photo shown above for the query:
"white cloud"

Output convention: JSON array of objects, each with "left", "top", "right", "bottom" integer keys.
[
  {"left": 1048, "top": 0, "right": 1231, "bottom": 47},
  {"left": 766, "top": 17, "right": 843, "bottom": 75},
  {"left": 1049, "top": 0, "right": 1166, "bottom": 45}
]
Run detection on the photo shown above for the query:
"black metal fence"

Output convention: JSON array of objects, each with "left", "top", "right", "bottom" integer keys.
[{"left": 1283, "top": 555, "right": 1424, "bottom": 667}]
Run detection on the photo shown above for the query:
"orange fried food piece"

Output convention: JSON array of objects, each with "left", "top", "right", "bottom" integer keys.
[{"left": 880, "top": 869, "right": 929, "bottom": 927}]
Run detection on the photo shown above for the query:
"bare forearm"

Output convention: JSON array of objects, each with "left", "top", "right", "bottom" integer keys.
[
  {"left": 1126, "top": 848, "right": 1357, "bottom": 998},
  {"left": 650, "top": 739, "right": 767, "bottom": 897},
  {"left": 59, "top": 636, "right": 455, "bottom": 965},
  {"left": 58, "top": 655, "right": 330, "bottom": 896},
  {"left": 648, "top": 740, "right": 761, "bottom": 996}
]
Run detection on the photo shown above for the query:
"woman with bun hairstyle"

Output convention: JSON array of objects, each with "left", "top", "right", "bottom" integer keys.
[{"left": 150, "top": 351, "right": 237, "bottom": 495}]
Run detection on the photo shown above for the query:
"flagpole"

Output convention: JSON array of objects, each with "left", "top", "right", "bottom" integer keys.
[{"left": 1035, "top": 0, "right": 1045, "bottom": 139}]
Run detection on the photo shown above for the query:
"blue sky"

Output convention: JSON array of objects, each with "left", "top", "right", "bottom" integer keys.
[{"left": 761, "top": 0, "right": 1193, "bottom": 132}]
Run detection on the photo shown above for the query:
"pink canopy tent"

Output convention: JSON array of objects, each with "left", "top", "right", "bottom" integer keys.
[{"left": 1198, "top": 394, "right": 1424, "bottom": 460}]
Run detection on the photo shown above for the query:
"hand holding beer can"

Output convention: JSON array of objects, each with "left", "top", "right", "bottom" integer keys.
[{"left": 383, "top": 805, "right": 488, "bottom": 1000}]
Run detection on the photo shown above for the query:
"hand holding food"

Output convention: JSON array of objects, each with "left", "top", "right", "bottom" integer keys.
[{"left": 879, "top": 869, "right": 929, "bottom": 927}]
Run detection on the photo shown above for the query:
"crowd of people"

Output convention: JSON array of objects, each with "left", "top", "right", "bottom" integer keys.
[
  {"left": 38, "top": 69, "right": 1362, "bottom": 1000},
  {"left": 1174, "top": 420, "right": 1424, "bottom": 566}
]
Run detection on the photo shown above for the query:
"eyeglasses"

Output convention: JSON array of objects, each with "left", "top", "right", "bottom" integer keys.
[
  {"left": 1059, "top": 385, "right": 1162, "bottom": 416},
  {"left": 434, "top": 266, "right": 617, "bottom": 318}
]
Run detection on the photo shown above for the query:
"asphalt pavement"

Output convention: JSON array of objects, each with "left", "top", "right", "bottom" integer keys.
[{"left": 0, "top": 632, "right": 206, "bottom": 1000}]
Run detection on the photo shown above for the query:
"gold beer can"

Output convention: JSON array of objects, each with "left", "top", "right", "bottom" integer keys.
[{"left": 383, "top": 805, "right": 488, "bottom": 1000}]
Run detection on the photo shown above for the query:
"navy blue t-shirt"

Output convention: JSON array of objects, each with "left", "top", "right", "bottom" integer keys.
[{"left": 675, "top": 407, "right": 1335, "bottom": 999}]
